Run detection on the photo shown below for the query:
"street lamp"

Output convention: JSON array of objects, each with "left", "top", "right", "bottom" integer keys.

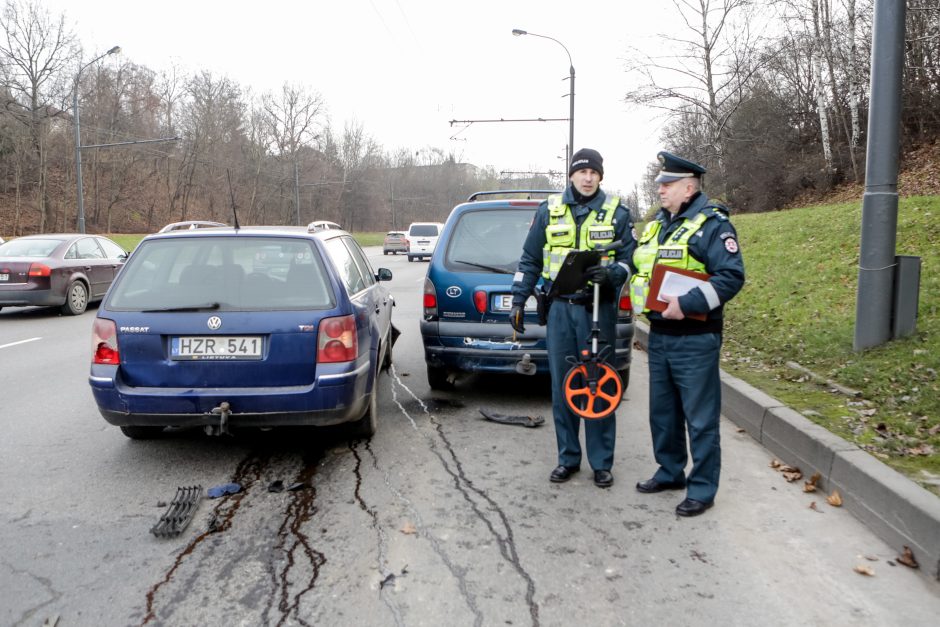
[
  {"left": 74, "top": 45, "right": 121, "bottom": 234},
  {"left": 512, "top": 29, "right": 575, "bottom": 165}
]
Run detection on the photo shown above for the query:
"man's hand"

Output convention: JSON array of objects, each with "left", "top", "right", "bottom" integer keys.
[
  {"left": 509, "top": 304, "right": 525, "bottom": 333},
  {"left": 584, "top": 265, "right": 610, "bottom": 287},
  {"left": 661, "top": 294, "right": 686, "bottom": 320}
]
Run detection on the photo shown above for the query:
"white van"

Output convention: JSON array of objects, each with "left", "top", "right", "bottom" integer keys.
[{"left": 406, "top": 222, "right": 444, "bottom": 262}]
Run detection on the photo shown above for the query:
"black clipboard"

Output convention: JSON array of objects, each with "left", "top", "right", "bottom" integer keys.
[{"left": 548, "top": 250, "right": 602, "bottom": 298}]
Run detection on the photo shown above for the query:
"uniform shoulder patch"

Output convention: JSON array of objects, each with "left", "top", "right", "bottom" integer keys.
[{"left": 724, "top": 237, "right": 739, "bottom": 253}]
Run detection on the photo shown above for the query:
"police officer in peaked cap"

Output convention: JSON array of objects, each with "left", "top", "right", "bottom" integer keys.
[
  {"left": 509, "top": 148, "right": 637, "bottom": 488},
  {"left": 629, "top": 151, "right": 745, "bottom": 516}
]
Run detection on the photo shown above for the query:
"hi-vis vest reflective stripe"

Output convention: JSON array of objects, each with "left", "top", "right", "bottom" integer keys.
[
  {"left": 629, "top": 211, "right": 710, "bottom": 313},
  {"left": 541, "top": 194, "right": 620, "bottom": 280}
]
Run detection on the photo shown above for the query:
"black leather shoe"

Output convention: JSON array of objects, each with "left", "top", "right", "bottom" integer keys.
[
  {"left": 593, "top": 470, "right": 613, "bottom": 488},
  {"left": 635, "top": 478, "right": 685, "bottom": 493},
  {"left": 676, "top": 498, "right": 714, "bottom": 517},
  {"left": 550, "top": 465, "right": 579, "bottom": 483}
]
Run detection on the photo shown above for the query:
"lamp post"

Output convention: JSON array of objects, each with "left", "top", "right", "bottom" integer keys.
[
  {"left": 74, "top": 45, "right": 121, "bottom": 233},
  {"left": 512, "top": 29, "right": 574, "bottom": 165}
]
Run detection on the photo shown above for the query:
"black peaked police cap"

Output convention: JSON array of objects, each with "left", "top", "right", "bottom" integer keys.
[{"left": 654, "top": 151, "right": 706, "bottom": 183}]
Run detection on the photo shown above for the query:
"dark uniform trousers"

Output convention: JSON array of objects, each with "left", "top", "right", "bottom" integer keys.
[
  {"left": 647, "top": 331, "right": 722, "bottom": 503},
  {"left": 546, "top": 299, "right": 617, "bottom": 471}
]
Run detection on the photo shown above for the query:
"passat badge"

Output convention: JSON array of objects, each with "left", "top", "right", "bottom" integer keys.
[
  {"left": 446, "top": 286, "right": 462, "bottom": 298},
  {"left": 207, "top": 316, "right": 222, "bottom": 330}
]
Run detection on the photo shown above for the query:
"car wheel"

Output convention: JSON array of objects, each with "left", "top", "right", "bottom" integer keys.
[
  {"left": 427, "top": 365, "right": 453, "bottom": 390},
  {"left": 618, "top": 367, "right": 630, "bottom": 391},
  {"left": 120, "top": 425, "right": 164, "bottom": 440},
  {"left": 381, "top": 335, "right": 393, "bottom": 371},
  {"left": 351, "top": 364, "right": 379, "bottom": 437},
  {"left": 408, "top": 256, "right": 414, "bottom": 262},
  {"left": 61, "top": 281, "right": 88, "bottom": 315},
  {"left": 384, "top": 250, "right": 388, "bottom": 255}
]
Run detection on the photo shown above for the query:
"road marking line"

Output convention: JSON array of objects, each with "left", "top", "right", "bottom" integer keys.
[{"left": 0, "top": 337, "right": 42, "bottom": 350}]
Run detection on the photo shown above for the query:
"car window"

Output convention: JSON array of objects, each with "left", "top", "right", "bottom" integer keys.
[
  {"left": 445, "top": 209, "right": 536, "bottom": 272},
  {"left": 96, "top": 237, "right": 127, "bottom": 260},
  {"left": 342, "top": 236, "right": 376, "bottom": 288},
  {"left": 1, "top": 238, "right": 60, "bottom": 257},
  {"left": 72, "top": 237, "right": 105, "bottom": 260},
  {"left": 106, "top": 236, "right": 333, "bottom": 311},
  {"left": 323, "top": 237, "right": 366, "bottom": 295},
  {"left": 409, "top": 224, "right": 439, "bottom": 237}
]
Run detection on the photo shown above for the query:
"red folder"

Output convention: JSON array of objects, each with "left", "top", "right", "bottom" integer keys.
[{"left": 644, "top": 264, "right": 711, "bottom": 321}]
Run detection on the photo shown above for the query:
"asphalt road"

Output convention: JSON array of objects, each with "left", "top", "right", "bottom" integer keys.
[{"left": 2, "top": 247, "right": 939, "bottom": 626}]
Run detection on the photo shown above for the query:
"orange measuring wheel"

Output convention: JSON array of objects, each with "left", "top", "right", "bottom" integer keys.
[{"left": 563, "top": 361, "right": 623, "bottom": 420}]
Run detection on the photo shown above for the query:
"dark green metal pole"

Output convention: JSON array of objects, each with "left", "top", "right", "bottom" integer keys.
[{"left": 854, "top": 0, "right": 906, "bottom": 350}]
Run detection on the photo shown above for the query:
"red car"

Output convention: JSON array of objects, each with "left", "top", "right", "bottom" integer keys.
[{"left": 0, "top": 234, "right": 128, "bottom": 315}]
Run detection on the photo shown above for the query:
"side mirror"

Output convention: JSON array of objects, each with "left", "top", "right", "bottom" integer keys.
[{"left": 376, "top": 268, "right": 392, "bottom": 282}]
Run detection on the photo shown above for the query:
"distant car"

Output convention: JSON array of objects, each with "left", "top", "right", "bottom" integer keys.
[
  {"left": 0, "top": 234, "right": 128, "bottom": 315},
  {"left": 420, "top": 191, "right": 635, "bottom": 389},
  {"left": 88, "top": 224, "right": 397, "bottom": 440},
  {"left": 158, "top": 221, "right": 228, "bottom": 233},
  {"left": 383, "top": 231, "right": 408, "bottom": 255},
  {"left": 406, "top": 222, "right": 444, "bottom": 262},
  {"left": 307, "top": 220, "right": 342, "bottom": 233},
  {"left": 0, "top": 236, "right": 5, "bottom": 244}
]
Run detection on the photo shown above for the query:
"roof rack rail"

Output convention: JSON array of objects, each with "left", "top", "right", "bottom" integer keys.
[
  {"left": 157, "top": 221, "right": 228, "bottom": 233},
  {"left": 466, "top": 190, "right": 559, "bottom": 202}
]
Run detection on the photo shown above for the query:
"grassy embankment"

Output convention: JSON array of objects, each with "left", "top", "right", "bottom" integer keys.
[{"left": 724, "top": 196, "right": 939, "bottom": 494}]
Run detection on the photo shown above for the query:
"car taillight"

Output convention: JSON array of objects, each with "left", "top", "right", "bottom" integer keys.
[
  {"left": 423, "top": 278, "right": 437, "bottom": 316},
  {"left": 318, "top": 314, "right": 357, "bottom": 363},
  {"left": 92, "top": 318, "right": 120, "bottom": 364},
  {"left": 618, "top": 283, "right": 633, "bottom": 316},
  {"left": 473, "top": 290, "right": 487, "bottom": 314},
  {"left": 28, "top": 263, "right": 51, "bottom": 277}
]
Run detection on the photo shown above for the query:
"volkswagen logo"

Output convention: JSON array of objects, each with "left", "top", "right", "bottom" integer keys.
[
  {"left": 207, "top": 316, "right": 222, "bottom": 330},
  {"left": 445, "top": 286, "right": 462, "bottom": 298}
]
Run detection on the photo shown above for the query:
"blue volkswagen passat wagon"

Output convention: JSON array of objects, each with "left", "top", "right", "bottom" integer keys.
[
  {"left": 420, "top": 191, "right": 634, "bottom": 390},
  {"left": 89, "top": 224, "right": 396, "bottom": 439}
]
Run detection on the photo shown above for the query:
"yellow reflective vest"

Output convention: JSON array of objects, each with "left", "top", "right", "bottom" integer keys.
[
  {"left": 541, "top": 194, "right": 620, "bottom": 280},
  {"left": 629, "top": 211, "right": 710, "bottom": 313}
]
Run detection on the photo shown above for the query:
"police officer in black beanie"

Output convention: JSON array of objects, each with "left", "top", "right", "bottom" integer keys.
[{"left": 510, "top": 148, "right": 637, "bottom": 488}]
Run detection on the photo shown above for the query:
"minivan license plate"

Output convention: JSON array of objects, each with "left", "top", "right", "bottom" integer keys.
[
  {"left": 0, "top": 273, "right": 8, "bottom": 282},
  {"left": 171, "top": 336, "right": 263, "bottom": 360},
  {"left": 495, "top": 295, "right": 537, "bottom": 312}
]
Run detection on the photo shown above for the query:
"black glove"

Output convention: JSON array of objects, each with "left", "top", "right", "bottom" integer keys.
[
  {"left": 509, "top": 304, "right": 525, "bottom": 334},
  {"left": 584, "top": 264, "right": 611, "bottom": 287}
]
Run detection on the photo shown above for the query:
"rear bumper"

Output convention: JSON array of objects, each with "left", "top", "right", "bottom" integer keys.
[
  {"left": 0, "top": 288, "right": 62, "bottom": 307},
  {"left": 420, "top": 320, "right": 634, "bottom": 374},
  {"left": 89, "top": 361, "right": 371, "bottom": 427}
]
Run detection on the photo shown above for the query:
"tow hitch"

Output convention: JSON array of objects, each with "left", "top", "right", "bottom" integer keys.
[{"left": 206, "top": 401, "right": 232, "bottom": 436}]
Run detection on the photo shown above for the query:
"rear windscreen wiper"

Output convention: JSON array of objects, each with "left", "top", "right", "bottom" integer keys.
[
  {"left": 453, "top": 259, "right": 515, "bottom": 274},
  {"left": 141, "top": 302, "right": 221, "bottom": 313}
]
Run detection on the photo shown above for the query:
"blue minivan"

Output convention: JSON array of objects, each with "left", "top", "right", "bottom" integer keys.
[
  {"left": 89, "top": 224, "right": 396, "bottom": 439},
  {"left": 420, "top": 191, "right": 634, "bottom": 390}
]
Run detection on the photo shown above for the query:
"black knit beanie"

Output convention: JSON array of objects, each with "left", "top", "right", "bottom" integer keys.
[{"left": 568, "top": 148, "right": 604, "bottom": 179}]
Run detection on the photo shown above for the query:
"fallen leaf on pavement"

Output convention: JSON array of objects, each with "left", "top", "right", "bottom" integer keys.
[
  {"left": 897, "top": 546, "right": 919, "bottom": 569},
  {"left": 854, "top": 564, "right": 875, "bottom": 576},
  {"left": 808, "top": 501, "right": 824, "bottom": 513},
  {"left": 783, "top": 470, "right": 803, "bottom": 482},
  {"left": 736, "top": 427, "right": 746, "bottom": 433},
  {"left": 400, "top": 521, "right": 417, "bottom": 535},
  {"left": 827, "top": 490, "right": 843, "bottom": 507},
  {"left": 769, "top": 459, "right": 783, "bottom": 468},
  {"left": 803, "top": 471, "right": 822, "bottom": 492}
]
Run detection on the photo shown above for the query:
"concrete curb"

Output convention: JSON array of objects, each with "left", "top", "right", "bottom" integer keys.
[{"left": 634, "top": 321, "right": 940, "bottom": 582}]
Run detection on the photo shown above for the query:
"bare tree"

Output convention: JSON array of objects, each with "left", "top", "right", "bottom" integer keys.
[
  {"left": 624, "top": 0, "right": 770, "bottom": 190},
  {"left": 0, "top": 0, "right": 76, "bottom": 231}
]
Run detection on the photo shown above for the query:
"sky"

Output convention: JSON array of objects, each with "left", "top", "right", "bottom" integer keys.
[{"left": 41, "top": 0, "right": 671, "bottom": 195}]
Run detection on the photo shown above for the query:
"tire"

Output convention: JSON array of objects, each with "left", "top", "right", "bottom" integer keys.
[
  {"left": 351, "top": 364, "right": 379, "bottom": 437},
  {"left": 120, "top": 425, "right": 164, "bottom": 440},
  {"left": 427, "top": 365, "right": 453, "bottom": 390},
  {"left": 381, "top": 335, "right": 393, "bottom": 371},
  {"left": 408, "top": 256, "right": 414, "bottom": 262},
  {"left": 618, "top": 367, "right": 630, "bottom": 391},
  {"left": 61, "top": 281, "right": 88, "bottom": 315},
  {"left": 384, "top": 250, "right": 389, "bottom": 255}
]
